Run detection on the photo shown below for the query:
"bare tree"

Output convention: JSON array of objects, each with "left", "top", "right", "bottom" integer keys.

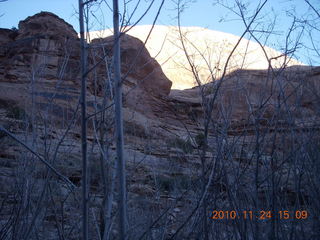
[
  {"left": 77, "top": 1, "right": 165, "bottom": 239},
  {"left": 112, "top": 0, "right": 127, "bottom": 239},
  {"left": 78, "top": 1, "right": 89, "bottom": 240}
]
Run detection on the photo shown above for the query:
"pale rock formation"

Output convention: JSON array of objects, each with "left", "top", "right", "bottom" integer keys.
[{"left": 90, "top": 25, "right": 303, "bottom": 89}]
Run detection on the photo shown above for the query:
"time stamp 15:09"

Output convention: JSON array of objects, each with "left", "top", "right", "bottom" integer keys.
[{"left": 210, "top": 210, "right": 308, "bottom": 220}]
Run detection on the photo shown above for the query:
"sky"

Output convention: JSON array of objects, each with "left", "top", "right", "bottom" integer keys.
[{"left": 0, "top": 0, "right": 319, "bottom": 65}]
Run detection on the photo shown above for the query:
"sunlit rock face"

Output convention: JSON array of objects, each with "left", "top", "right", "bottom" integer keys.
[{"left": 90, "top": 25, "right": 303, "bottom": 90}]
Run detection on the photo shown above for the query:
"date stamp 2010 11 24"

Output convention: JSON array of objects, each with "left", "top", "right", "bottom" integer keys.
[{"left": 210, "top": 210, "right": 308, "bottom": 220}]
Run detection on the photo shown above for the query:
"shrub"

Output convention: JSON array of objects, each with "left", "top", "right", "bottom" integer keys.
[
  {"left": 157, "top": 174, "right": 195, "bottom": 192},
  {"left": 6, "top": 105, "right": 26, "bottom": 119},
  {"left": 168, "top": 137, "right": 193, "bottom": 154},
  {"left": 124, "top": 121, "right": 148, "bottom": 138},
  {"left": 195, "top": 132, "right": 206, "bottom": 147}
]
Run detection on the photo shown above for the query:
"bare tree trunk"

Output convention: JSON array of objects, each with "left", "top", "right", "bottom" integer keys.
[
  {"left": 113, "top": 0, "right": 127, "bottom": 239},
  {"left": 79, "top": 0, "right": 89, "bottom": 239}
]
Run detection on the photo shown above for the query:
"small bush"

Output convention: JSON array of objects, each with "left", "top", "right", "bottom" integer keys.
[
  {"left": 6, "top": 105, "right": 26, "bottom": 119},
  {"left": 124, "top": 121, "right": 148, "bottom": 138},
  {"left": 11, "top": 26, "right": 18, "bottom": 32},
  {"left": 157, "top": 174, "right": 194, "bottom": 192},
  {"left": 158, "top": 176, "right": 172, "bottom": 192},
  {"left": 168, "top": 137, "right": 193, "bottom": 154},
  {"left": 195, "top": 132, "right": 206, "bottom": 147}
]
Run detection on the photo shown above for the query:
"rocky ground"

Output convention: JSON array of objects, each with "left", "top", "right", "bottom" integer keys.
[{"left": 0, "top": 12, "right": 319, "bottom": 239}]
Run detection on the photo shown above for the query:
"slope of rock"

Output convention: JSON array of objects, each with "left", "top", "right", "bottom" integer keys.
[
  {"left": 89, "top": 33, "right": 173, "bottom": 121},
  {"left": 91, "top": 34, "right": 172, "bottom": 96}
]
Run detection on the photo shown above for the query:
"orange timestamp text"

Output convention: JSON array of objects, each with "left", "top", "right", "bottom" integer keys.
[{"left": 210, "top": 210, "right": 308, "bottom": 220}]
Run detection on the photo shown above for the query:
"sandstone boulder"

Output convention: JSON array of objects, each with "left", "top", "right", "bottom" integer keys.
[
  {"left": 17, "top": 11, "right": 78, "bottom": 40},
  {"left": 0, "top": 12, "right": 80, "bottom": 86},
  {"left": 90, "top": 34, "right": 172, "bottom": 97}
]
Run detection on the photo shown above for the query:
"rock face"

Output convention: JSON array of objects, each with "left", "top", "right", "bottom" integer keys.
[
  {"left": 0, "top": 12, "right": 80, "bottom": 86},
  {"left": 0, "top": 28, "right": 18, "bottom": 45},
  {"left": 110, "top": 34, "right": 172, "bottom": 96},
  {"left": 0, "top": 12, "right": 172, "bottom": 119},
  {"left": 17, "top": 12, "right": 78, "bottom": 39},
  {"left": 0, "top": 12, "right": 320, "bottom": 240},
  {"left": 90, "top": 33, "right": 172, "bottom": 116},
  {"left": 170, "top": 65, "right": 320, "bottom": 131}
]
